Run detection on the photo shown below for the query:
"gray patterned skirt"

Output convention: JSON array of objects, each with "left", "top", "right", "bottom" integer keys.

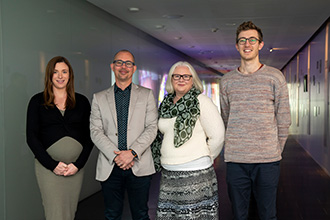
[{"left": 156, "top": 166, "right": 219, "bottom": 220}]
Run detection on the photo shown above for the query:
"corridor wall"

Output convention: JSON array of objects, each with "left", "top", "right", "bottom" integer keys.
[{"left": 284, "top": 18, "right": 330, "bottom": 176}]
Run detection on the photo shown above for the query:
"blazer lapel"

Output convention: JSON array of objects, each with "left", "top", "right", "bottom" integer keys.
[
  {"left": 106, "top": 86, "right": 117, "bottom": 128},
  {"left": 128, "top": 83, "right": 139, "bottom": 124}
]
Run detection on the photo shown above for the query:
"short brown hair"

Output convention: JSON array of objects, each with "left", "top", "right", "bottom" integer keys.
[
  {"left": 43, "top": 56, "right": 76, "bottom": 109},
  {"left": 236, "top": 21, "right": 263, "bottom": 43}
]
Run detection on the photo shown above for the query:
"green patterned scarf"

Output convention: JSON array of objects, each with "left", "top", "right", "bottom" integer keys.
[
  {"left": 160, "top": 86, "right": 201, "bottom": 147},
  {"left": 151, "top": 87, "right": 201, "bottom": 171}
]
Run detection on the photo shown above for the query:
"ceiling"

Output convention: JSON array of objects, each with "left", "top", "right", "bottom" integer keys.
[{"left": 87, "top": 0, "right": 329, "bottom": 75}]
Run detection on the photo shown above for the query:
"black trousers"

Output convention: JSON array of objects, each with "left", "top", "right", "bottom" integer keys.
[
  {"left": 101, "top": 165, "right": 152, "bottom": 220},
  {"left": 226, "top": 162, "right": 280, "bottom": 220}
]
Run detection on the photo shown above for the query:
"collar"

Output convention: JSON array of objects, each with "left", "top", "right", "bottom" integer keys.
[{"left": 114, "top": 83, "right": 132, "bottom": 93}]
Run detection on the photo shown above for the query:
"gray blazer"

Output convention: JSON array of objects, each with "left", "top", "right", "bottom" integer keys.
[{"left": 90, "top": 83, "right": 158, "bottom": 181}]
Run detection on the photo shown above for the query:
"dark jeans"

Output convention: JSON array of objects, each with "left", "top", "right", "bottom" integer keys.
[
  {"left": 226, "top": 162, "right": 280, "bottom": 220},
  {"left": 101, "top": 165, "right": 152, "bottom": 220}
]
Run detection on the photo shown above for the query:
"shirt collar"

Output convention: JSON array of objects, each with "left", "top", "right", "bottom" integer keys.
[{"left": 114, "top": 83, "right": 132, "bottom": 93}]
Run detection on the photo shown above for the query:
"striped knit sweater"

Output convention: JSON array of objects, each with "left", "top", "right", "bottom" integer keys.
[{"left": 220, "top": 65, "right": 291, "bottom": 163}]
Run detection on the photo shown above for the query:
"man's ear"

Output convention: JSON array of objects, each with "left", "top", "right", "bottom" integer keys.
[{"left": 259, "top": 41, "right": 264, "bottom": 50}]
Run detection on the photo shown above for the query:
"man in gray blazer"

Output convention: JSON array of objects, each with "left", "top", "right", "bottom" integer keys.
[{"left": 90, "top": 49, "right": 158, "bottom": 220}]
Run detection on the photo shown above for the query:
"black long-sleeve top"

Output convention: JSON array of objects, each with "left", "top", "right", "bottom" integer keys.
[{"left": 26, "top": 92, "right": 94, "bottom": 171}]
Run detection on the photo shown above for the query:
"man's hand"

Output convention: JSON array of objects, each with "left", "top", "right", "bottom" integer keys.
[{"left": 114, "top": 150, "right": 135, "bottom": 170}]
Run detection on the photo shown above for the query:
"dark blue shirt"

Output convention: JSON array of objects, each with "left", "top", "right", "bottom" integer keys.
[{"left": 114, "top": 83, "right": 131, "bottom": 151}]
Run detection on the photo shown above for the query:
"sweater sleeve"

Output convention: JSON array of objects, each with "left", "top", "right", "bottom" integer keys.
[
  {"left": 26, "top": 94, "right": 58, "bottom": 171},
  {"left": 199, "top": 95, "right": 225, "bottom": 160},
  {"left": 275, "top": 75, "right": 291, "bottom": 152},
  {"left": 220, "top": 78, "right": 229, "bottom": 128},
  {"left": 72, "top": 94, "right": 94, "bottom": 170}
]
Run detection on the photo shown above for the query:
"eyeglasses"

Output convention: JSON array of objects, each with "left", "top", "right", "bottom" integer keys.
[
  {"left": 237, "top": 37, "right": 260, "bottom": 45},
  {"left": 113, "top": 60, "right": 135, "bottom": 68},
  {"left": 172, "top": 74, "right": 193, "bottom": 81}
]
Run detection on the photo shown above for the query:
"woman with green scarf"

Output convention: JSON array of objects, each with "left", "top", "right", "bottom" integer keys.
[{"left": 152, "top": 61, "right": 225, "bottom": 219}]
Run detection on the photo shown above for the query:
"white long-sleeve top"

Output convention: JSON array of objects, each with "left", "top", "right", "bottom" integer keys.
[{"left": 159, "top": 94, "right": 225, "bottom": 166}]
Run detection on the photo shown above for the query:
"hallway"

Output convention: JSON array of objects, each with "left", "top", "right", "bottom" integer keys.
[{"left": 75, "top": 136, "right": 330, "bottom": 219}]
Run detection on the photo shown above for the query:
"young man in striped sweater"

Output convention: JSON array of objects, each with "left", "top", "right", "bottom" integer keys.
[{"left": 220, "top": 21, "right": 291, "bottom": 220}]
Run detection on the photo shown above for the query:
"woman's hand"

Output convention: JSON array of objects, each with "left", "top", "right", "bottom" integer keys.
[
  {"left": 53, "top": 162, "right": 68, "bottom": 175},
  {"left": 63, "top": 163, "right": 79, "bottom": 176}
]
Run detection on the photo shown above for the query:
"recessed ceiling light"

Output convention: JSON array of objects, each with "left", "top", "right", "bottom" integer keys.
[
  {"left": 155, "top": 25, "right": 165, "bottom": 29},
  {"left": 211, "top": 28, "right": 219, "bottom": 33},
  {"left": 273, "top": 47, "right": 289, "bottom": 50},
  {"left": 268, "top": 47, "right": 289, "bottom": 52},
  {"left": 128, "top": 7, "right": 140, "bottom": 12},
  {"left": 163, "top": 14, "right": 183, "bottom": 19},
  {"left": 174, "top": 36, "right": 182, "bottom": 40}
]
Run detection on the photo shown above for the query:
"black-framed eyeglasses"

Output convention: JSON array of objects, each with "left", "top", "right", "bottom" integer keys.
[
  {"left": 113, "top": 60, "right": 135, "bottom": 68},
  {"left": 237, "top": 37, "right": 260, "bottom": 45},
  {"left": 172, "top": 74, "right": 193, "bottom": 81}
]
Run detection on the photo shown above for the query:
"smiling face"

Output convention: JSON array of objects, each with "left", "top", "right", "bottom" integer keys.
[
  {"left": 111, "top": 51, "right": 137, "bottom": 86},
  {"left": 171, "top": 65, "right": 193, "bottom": 98},
  {"left": 236, "top": 29, "right": 264, "bottom": 62},
  {"left": 52, "top": 62, "right": 69, "bottom": 91}
]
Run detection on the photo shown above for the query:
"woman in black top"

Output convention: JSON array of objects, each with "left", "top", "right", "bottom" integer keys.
[{"left": 26, "top": 56, "right": 93, "bottom": 220}]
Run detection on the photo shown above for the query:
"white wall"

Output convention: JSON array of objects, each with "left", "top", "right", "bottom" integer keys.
[{"left": 0, "top": 0, "right": 220, "bottom": 219}]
